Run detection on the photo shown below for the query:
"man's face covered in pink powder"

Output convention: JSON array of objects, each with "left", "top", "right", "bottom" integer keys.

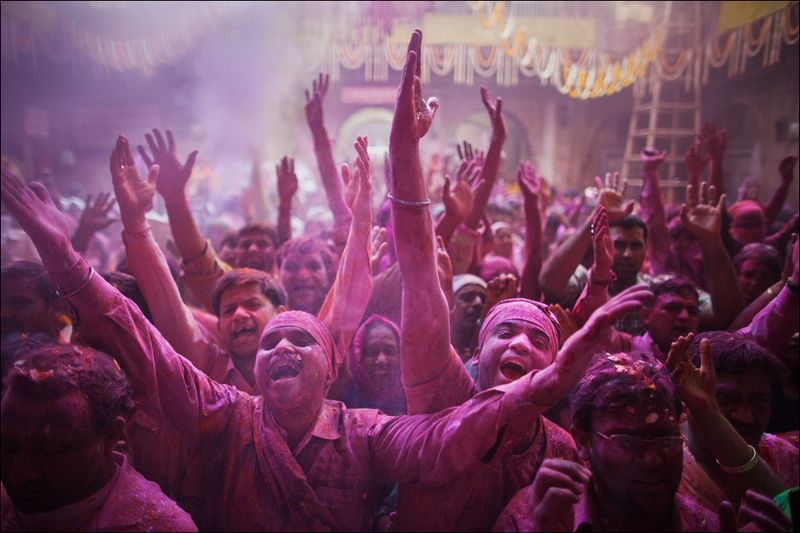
[
  {"left": 729, "top": 203, "right": 766, "bottom": 246},
  {"left": 474, "top": 299, "right": 559, "bottom": 391}
]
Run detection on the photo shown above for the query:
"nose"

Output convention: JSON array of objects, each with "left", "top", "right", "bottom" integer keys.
[
  {"left": 248, "top": 242, "right": 260, "bottom": 253},
  {"left": 621, "top": 246, "right": 633, "bottom": 258},
  {"left": 729, "top": 405, "right": 756, "bottom": 425},
  {"left": 376, "top": 351, "right": 389, "bottom": 365},
  {"left": 636, "top": 442, "right": 665, "bottom": 469},
  {"left": 233, "top": 305, "right": 249, "bottom": 320},
  {"left": 509, "top": 334, "right": 532, "bottom": 355},
  {"left": 471, "top": 295, "right": 484, "bottom": 308},
  {"left": 676, "top": 307, "right": 690, "bottom": 321}
]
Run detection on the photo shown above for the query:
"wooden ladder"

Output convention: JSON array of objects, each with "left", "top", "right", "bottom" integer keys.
[{"left": 621, "top": 1, "right": 703, "bottom": 205}]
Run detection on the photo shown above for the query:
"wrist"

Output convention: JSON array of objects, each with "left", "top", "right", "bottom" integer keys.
[
  {"left": 163, "top": 194, "right": 188, "bottom": 209},
  {"left": 590, "top": 268, "right": 614, "bottom": 286},
  {"left": 122, "top": 217, "right": 149, "bottom": 235}
]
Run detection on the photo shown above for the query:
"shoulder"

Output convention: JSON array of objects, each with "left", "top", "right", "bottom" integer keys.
[{"left": 541, "top": 418, "right": 579, "bottom": 460}]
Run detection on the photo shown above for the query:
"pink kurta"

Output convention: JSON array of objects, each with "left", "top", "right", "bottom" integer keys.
[
  {"left": 54, "top": 257, "right": 553, "bottom": 531},
  {"left": 1, "top": 452, "right": 196, "bottom": 532},
  {"left": 492, "top": 480, "right": 719, "bottom": 532}
]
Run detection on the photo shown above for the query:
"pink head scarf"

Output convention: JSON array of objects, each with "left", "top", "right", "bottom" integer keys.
[
  {"left": 478, "top": 256, "right": 519, "bottom": 282},
  {"left": 477, "top": 298, "right": 560, "bottom": 357},
  {"left": 346, "top": 314, "right": 404, "bottom": 411},
  {"left": 259, "top": 310, "right": 341, "bottom": 383}
]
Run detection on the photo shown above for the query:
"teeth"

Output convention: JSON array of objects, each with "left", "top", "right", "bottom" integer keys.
[{"left": 500, "top": 362, "right": 526, "bottom": 381}]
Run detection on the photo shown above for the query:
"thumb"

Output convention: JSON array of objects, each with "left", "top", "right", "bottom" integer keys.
[
  {"left": 442, "top": 175, "right": 451, "bottom": 199},
  {"left": 147, "top": 164, "right": 160, "bottom": 187},
  {"left": 184, "top": 151, "right": 199, "bottom": 175},
  {"left": 341, "top": 163, "right": 351, "bottom": 187},
  {"left": 29, "top": 182, "right": 56, "bottom": 208},
  {"left": 718, "top": 501, "right": 737, "bottom": 532},
  {"left": 623, "top": 201, "right": 634, "bottom": 216}
]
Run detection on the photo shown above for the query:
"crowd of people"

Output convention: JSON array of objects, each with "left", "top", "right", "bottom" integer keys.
[{"left": 1, "top": 29, "right": 798, "bottom": 532}]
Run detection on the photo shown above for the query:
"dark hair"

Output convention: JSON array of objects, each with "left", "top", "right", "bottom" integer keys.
[
  {"left": 1, "top": 261, "right": 57, "bottom": 305},
  {"left": 571, "top": 352, "right": 681, "bottom": 433},
  {"left": 609, "top": 214, "right": 648, "bottom": 242},
  {"left": 1, "top": 332, "right": 53, "bottom": 385},
  {"left": 220, "top": 230, "right": 238, "bottom": 250},
  {"left": 236, "top": 224, "right": 278, "bottom": 248},
  {"left": 99, "top": 271, "right": 153, "bottom": 324},
  {"left": 689, "top": 331, "right": 785, "bottom": 384},
  {"left": 211, "top": 268, "right": 287, "bottom": 317},
  {"left": 733, "top": 243, "right": 782, "bottom": 281},
  {"left": 4, "top": 343, "right": 135, "bottom": 433},
  {"left": 277, "top": 237, "right": 335, "bottom": 273},
  {"left": 651, "top": 276, "right": 699, "bottom": 301}
]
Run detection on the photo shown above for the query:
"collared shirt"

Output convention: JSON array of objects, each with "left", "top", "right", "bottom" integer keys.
[
  {"left": 55, "top": 257, "right": 549, "bottom": 531},
  {"left": 0, "top": 452, "right": 196, "bottom": 532}
]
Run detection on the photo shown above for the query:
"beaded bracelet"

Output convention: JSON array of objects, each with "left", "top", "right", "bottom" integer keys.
[
  {"left": 716, "top": 444, "right": 759, "bottom": 474},
  {"left": 387, "top": 192, "right": 431, "bottom": 208}
]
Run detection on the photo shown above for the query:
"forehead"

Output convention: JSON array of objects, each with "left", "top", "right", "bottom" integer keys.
[
  {"left": 656, "top": 291, "right": 698, "bottom": 306},
  {"left": 261, "top": 324, "right": 316, "bottom": 342},
  {"left": 237, "top": 231, "right": 274, "bottom": 244},
  {"left": 490, "top": 318, "right": 549, "bottom": 338},
  {"left": 220, "top": 282, "right": 268, "bottom": 303},
  {"left": 2, "top": 388, "right": 93, "bottom": 437},
  {"left": 716, "top": 368, "right": 771, "bottom": 394},
  {"left": 456, "top": 284, "right": 486, "bottom": 297},
  {"left": 739, "top": 259, "right": 771, "bottom": 273},
  {"left": 592, "top": 403, "right": 679, "bottom": 433},
  {"left": 283, "top": 249, "right": 324, "bottom": 264},
  {"left": 364, "top": 323, "right": 397, "bottom": 343},
  {"left": 610, "top": 226, "right": 645, "bottom": 242}
]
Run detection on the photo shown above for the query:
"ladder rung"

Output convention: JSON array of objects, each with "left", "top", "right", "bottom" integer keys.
[
  {"left": 623, "top": 179, "right": 689, "bottom": 187},
  {"left": 633, "top": 102, "right": 697, "bottom": 112},
  {"left": 632, "top": 129, "right": 697, "bottom": 137},
  {"left": 624, "top": 157, "right": 687, "bottom": 163}
]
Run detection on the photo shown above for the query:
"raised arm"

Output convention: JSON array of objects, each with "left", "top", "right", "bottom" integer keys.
[
  {"left": 317, "top": 136, "right": 374, "bottom": 360},
  {"left": 464, "top": 87, "right": 506, "bottom": 230},
  {"left": 388, "top": 30, "right": 463, "bottom": 398},
  {"left": 1, "top": 162, "right": 236, "bottom": 444},
  {"left": 699, "top": 122, "right": 727, "bottom": 198},
  {"left": 113, "top": 136, "right": 220, "bottom": 373},
  {"left": 540, "top": 171, "right": 633, "bottom": 302},
  {"left": 763, "top": 156, "right": 796, "bottom": 227},
  {"left": 70, "top": 192, "right": 117, "bottom": 254},
  {"left": 304, "top": 73, "right": 351, "bottom": 242},
  {"left": 681, "top": 182, "right": 744, "bottom": 328},
  {"left": 137, "top": 129, "right": 222, "bottom": 312},
  {"left": 517, "top": 161, "right": 543, "bottom": 300},
  {"left": 435, "top": 160, "right": 482, "bottom": 244},
  {"left": 572, "top": 206, "right": 614, "bottom": 325},
  {"left": 276, "top": 156, "right": 298, "bottom": 245},
  {"left": 639, "top": 148, "right": 672, "bottom": 275},
  {"left": 667, "top": 334, "right": 786, "bottom": 502}
]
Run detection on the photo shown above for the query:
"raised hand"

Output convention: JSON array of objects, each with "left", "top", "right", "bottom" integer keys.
[
  {"left": 137, "top": 128, "right": 197, "bottom": 204},
  {"left": 680, "top": 181, "right": 726, "bottom": 245},
  {"left": 276, "top": 156, "right": 298, "bottom": 204},
  {"left": 480, "top": 86, "right": 506, "bottom": 142},
  {"left": 684, "top": 142, "right": 710, "bottom": 178},
  {"left": 1, "top": 167, "right": 77, "bottom": 272},
  {"left": 699, "top": 122, "right": 727, "bottom": 162},
  {"left": 778, "top": 155, "right": 797, "bottom": 186},
  {"left": 594, "top": 171, "right": 633, "bottom": 222},
  {"left": 304, "top": 72, "right": 330, "bottom": 130},
  {"left": 443, "top": 160, "right": 483, "bottom": 222},
  {"left": 641, "top": 147, "right": 668, "bottom": 174},
  {"left": 369, "top": 225, "right": 389, "bottom": 272},
  {"left": 111, "top": 135, "right": 159, "bottom": 232},
  {"left": 719, "top": 490, "right": 793, "bottom": 532},
  {"left": 517, "top": 161, "right": 542, "bottom": 203},
  {"left": 549, "top": 304, "right": 579, "bottom": 346},
  {"left": 666, "top": 334, "right": 717, "bottom": 415},
  {"left": 341, "top": 136, "right": 372, "bottom": 228},
  {"left": 390, "top": 29, "right": 439, "bottom": 145},
  {"left": 532, "top": 284, "right": 654, "bottom": 403},
  {"left": 484, "top": 273, "right": 518, "bottom": 313},
  {"left": 591, "top": 206, "right": 614, "bottom": 281},
  {"left": 528, "top": 459, "right": 591, "bottom": 532},
  {"left": 78, "top": 192, "right": 117, "bottom": 233}
]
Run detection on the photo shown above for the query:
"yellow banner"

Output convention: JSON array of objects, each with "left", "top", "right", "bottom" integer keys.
[{"left": 718, "top": 1, "right": 791, "bottom": 33}]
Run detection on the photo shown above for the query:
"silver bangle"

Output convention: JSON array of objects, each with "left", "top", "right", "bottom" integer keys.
[
  {"left": 387, "top": 192, "right": 431, "bottom": 207},
  {"left": 716, "top": 444, "right": 759, "bottom": 474},
  {"left": 58, "top": 267, "right": 95, "bottom": 298}
]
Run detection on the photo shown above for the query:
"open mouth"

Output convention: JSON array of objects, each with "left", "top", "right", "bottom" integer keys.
[
  {"left": 234, "top": 325, "right": 258, "bottom": 339},
  {"left": 271, "top": 363, "right": 301, "bottom": 382},
  {"left": 500, "top": 360, "right": 527, "bottom": 381}
]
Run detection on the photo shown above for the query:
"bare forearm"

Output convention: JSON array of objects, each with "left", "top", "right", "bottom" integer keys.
[
  {"left": 539, "top": 217, "right": 592, "bottom": 302},
  {"left": 164, "top": 196, "right": 207, "bottom": 260},
  {"left": 277, "top": 202, "right": 292, "bottom": 245},
  {"left": 70, "top": 225, "right": 95, "bottom": 254},
  {"left": 311, "top": 127, "right": 352, "bottom": 229},
  {"left": 699, "top": 239, "right": 743, "bottom": 329},
  {"left": 640, "top": 169, "right": 671, "bottom": 274},
  {"left": 729, "top": 280, "right": 784, "bottom": 330},
  {"left": 435, "top": 211, "right": 461, "bottom": 244},
  {"left": 710, "top": 157, "right": 725, "bottom": 199},
  {"left": 465, "top": 136, "right": 503, "bottom": 229},
  {"left": 519, "top": 200, "right": 542, "bottom": 300}
]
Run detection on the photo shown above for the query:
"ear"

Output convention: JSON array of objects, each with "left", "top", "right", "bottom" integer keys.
[
  {"left": 571, "top": 424, "right": 592, "bottom": 463},
  {"left": 275, "top": 305, "right": 288, "bottom": 314},
  {"left": 103, "top": 416, "right": 127, "bottom": 453},
  {"left": 48, "top": 300, "right": 74, "bottom": 341},
  {"left": 639, "top": 305, "right": 651, "bottom": 325}
]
